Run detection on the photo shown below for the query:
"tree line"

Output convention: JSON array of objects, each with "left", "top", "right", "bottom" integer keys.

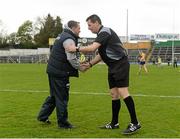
[{"left": 0, "top": 14, "right": 63, "bottom": 49}]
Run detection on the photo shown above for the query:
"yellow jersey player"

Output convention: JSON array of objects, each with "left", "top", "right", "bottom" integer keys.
[{"left": 138, "top": 51, "right": 148, "bottom": 75}]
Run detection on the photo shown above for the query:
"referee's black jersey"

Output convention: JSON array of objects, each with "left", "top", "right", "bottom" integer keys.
[{"left": 95, "top": 26, "right": 127, "bottom": 68}]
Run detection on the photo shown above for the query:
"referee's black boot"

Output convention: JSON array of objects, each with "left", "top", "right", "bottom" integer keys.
[
  {"left": 122, "top": 122, "right": 141, "bottom": 135},
  {"left": 99, "top": 122, "right": 119, "bottom": 129}
]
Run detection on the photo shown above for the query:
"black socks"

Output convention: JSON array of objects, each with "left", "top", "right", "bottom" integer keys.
[
  {"left": 111, "top": 99, "right": 121, "bottom": 125},
  {"left": 111, "top": 96, "right": 138, "bottom": 125},
  {"left": 124, "top": 96, "right": 138, "bottom": 124}
]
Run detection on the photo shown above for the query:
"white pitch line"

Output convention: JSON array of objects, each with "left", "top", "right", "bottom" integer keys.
[
  {"left": 72, "top": 91, "right": 180, "bottom": 98},
  {"left": 0, "top": 89, "right": 48, "bottom": 93},
  {"left": 0, "top": 89, "right": 180, "bottom": 99}
]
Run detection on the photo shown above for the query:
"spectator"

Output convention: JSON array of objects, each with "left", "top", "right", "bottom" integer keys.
[
  {"left": 173, "top": 57, "right": 178, "bottom": 68},
  {"left": 166, "top": 56, "right": 171, "bottom": 66}
]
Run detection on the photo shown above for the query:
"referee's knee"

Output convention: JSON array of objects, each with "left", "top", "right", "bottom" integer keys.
[{"left": 110, "top": 92, "right": 119, "bottom": 100}]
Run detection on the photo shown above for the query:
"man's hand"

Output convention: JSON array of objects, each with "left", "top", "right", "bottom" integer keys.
[{"left": 79, "top": 62, "right": 91, "bottom": 72}]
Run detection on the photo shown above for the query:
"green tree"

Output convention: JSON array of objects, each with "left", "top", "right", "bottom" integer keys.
[
  {"left": 54, "top": 16, "right": 63, "bottom": 37},
  {"left": 34, "top": 14, "right": 63, "bottom": 48},
  {"left": 16, "top": 20, "right": 33, "bottom": 44},
  {"left": 7, "top": 32, "right": 17, "bottom": 46},
  {"left": 0, "top": 20, "right": 8, "bottom": 48}
]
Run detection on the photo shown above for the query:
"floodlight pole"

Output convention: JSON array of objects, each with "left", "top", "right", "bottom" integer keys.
[
  {"left": 172, "top": 38, "right": 174, "bottom": 65},
  {"left": 172, "top": 9, "right": 175, "bottom": 65},
  {"left": 126, "top": 9, "right": 129, "bottom": 42},
  {"left": 126, "top": 9, "right": 129, "bottom": 55}
]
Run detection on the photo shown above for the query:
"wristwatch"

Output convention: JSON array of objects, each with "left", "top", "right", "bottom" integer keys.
[
  {"left": 89, "top": 62, "right": 93, "bottom": 67},
  {"left": 76, "top": 46, "right": 80, "bottom": 52}
]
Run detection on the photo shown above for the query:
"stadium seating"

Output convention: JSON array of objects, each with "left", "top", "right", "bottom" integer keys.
[{"left": 150, "top": 40, "right": 180, "bottom": 63}]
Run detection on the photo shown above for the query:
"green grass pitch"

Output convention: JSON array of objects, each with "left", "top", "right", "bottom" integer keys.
[{"left": 0, "top": 63, "right": 179, "bottom": 138}]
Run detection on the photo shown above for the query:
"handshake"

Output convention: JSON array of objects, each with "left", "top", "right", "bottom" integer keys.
[
  {"left": 79, "top": 53, "right": 93, "bottom": 72},
  {"left": 79, "top": 61, "right": 92, "bottom": 72}
]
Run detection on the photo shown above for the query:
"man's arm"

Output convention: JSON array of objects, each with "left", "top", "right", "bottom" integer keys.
[
  {"left": 78, "top": 31, "right": 109, "bottom": 53},
  {"left": 63, "top": 39, "right": 83, "bottom": 71},
  {"left": 65, "top": 42, "right": 101, "bottom": 53},
  {"left": 88, "top": 54, "right": 102, "bottom": 67},
  {"left": 79, "top": 42, "right": 101, "bottom": 53}
]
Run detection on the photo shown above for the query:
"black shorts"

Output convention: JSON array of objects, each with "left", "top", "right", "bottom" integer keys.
[
  {"left": 108, "top": 58, "right": 130, "bottom": 89},
  {"left": 140, "top": 61, "right": 145, "bottom": 65}
]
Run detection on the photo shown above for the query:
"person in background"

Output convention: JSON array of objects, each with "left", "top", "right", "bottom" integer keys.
[
  {"left": 157, "top": 56, "right": 162, "bottom": 67},
  {"left": 138, "top": 51, "right": 148, "bottom": 75},
  {"left": 166, "top": 56, "right": 171, "bottom": 66},
  {"left": 173, "top": 56, "right": 178, "bottom": 68},
  {"left": 152, "top": 56, "right": 156, "bottom": 65}
]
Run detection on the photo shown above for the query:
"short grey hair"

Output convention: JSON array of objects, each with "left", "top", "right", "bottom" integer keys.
[{"left": 67, "top": 20, "right": 80, "bottom": 29}]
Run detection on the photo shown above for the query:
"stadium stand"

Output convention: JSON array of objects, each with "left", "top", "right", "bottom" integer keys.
[
  {"left": 150, "top": 40, "right": 180, "bottom": 63},
  {"left": 0, "top": 38, "right": 179, "bottom": 64},
  {"left": 123, "top": 41, "right": 152, "bottom": 63}
]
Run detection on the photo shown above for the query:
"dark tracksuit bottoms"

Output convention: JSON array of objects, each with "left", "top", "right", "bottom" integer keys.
[{"left": 37, "top": 74, "right": 70, "bottom": 126}]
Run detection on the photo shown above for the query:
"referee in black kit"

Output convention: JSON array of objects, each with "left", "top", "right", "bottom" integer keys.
[{"left": 66, "top": 14, "right": 141, "bottom": 135}]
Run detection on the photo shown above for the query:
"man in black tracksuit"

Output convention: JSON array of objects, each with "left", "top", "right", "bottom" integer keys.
[
  {"left": 37, "top": 20, "right": 84, "bottom": 129},
  {"left": 66, "top": 14, "right": 141, "bottom": 135}
]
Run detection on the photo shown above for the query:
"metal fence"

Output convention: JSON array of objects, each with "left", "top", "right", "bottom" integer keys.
[
  {"left": 0, "top": 48, "right": 153, "bottom": 64},
  {"left": 0, "top": 48, "right": 50, "bottom": 63}
]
